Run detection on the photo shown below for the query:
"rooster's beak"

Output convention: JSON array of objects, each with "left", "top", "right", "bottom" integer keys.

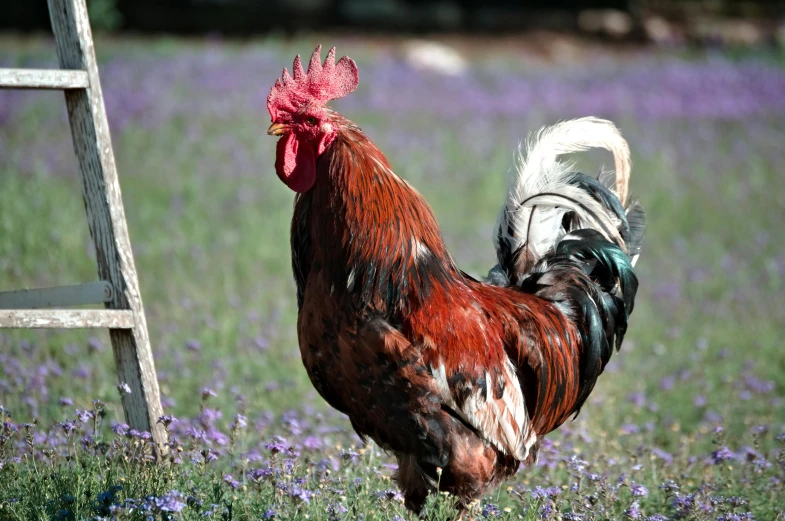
[{"left": 267, "top": 122, "right": 289, "bottom": 136}]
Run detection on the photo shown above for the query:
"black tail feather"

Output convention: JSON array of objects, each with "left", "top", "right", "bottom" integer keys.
[
  {"left": 522, "top": 229, "right": 639, "bottom": 415},
  {"left": 566, "top": 172, "right": 630, "bottom": 243}
]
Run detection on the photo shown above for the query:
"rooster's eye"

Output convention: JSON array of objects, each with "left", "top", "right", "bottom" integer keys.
[{"left": 305, "top": 117, "right": 318, "bottom": 126}]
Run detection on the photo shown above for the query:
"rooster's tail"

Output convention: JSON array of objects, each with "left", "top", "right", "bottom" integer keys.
[
  {"left": 489, "top": 117, "right": 646, "bottom": 414},
  {"left": 492, "top": 116, "right": 644, "bottom": 282}
]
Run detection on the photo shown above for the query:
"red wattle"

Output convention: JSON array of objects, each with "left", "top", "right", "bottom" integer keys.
[{"left": 275, "top": 133, "right": 317, "bottom": 193}]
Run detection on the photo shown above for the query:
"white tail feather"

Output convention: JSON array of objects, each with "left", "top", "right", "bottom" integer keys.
[{"left": 493, "top": 117, "right": 632, "bottom": 279}]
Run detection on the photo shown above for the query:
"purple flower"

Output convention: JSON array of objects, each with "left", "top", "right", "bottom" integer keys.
[
  {"left": 738, "top": 445, "right": 763, "bottom": 462},
  {"left": 625, "top": 501, "right": 641, "bottom": 519},
  {"left": 154, "top": 490, "right": 186, "bottom": 512},
  {"left": 74, "top": 409, "right": 93, "bottom": 423},
  {"left": 316, "top": 457, "right": 340, "bottom": 473},
  {"left": 59, "top": 420, "right": 76, "bottom": 436},
  {"left": 627, "top": 391, "right": 646, "bottom": 407},
  {"left": 111, "top": 423, "right": 130, "bottom": 436},
  {"left": 85, "top": 336, "right": 104, "bottom": 352},
  {"left": 265, "top": 436, "right": 288, "bottom": 454},
  {"left": 482, "top": 503, "right": 502, "bottom": 517},
  {"left": 289, "top": 485, "right": 313, "bottom": 504},
  {"left": 232, "top": 414, "right": 247, "bottom": 429},
  {"left": 303, "top": 435, "right": 323, "bottom": 450},
  {"left": 206, "top": 429, "right": 229, "bottom": 445},
  {"left": 711, "top": 446, "right": 736, "bottom": 464},
  {"left": 262, "top": 509, "right": 275, "bottom": 519},
  {"left": 329, "top": 503, "right": 349, "bottom": 517},
  {"left": 200, "top": 408, "right": 222, "bottom": 426},
  {"left": 72, "top": 365, "right": 91, "bottom": 379},
  {"left": 659, "top": 375, "right": 675, "bottom": 391},
  {"left": 717, "top": 514, "right": 755, "bottom": 521},
  {"left": 704, "top": 410, "right": 724, "bottom": 423},
  {"left": 186, "top": 427, "right": 206, "bottom": 441},
  {"left": 630, "top": 483, "right": 649, "bottom": 497},
  {"left": 651, "top": 448, "right": 673, "bottom": 465},
  {"left": 727, "top": 497, "right": 749, "bottom": 507},
  {"left": 674, "top": 493, "right": 696, "bottom": 513},
  {"left": 742, "top": 375, "right": 775, "bottom": 394},
  {"left": 253, "top": 335, "right": 269, "bottom": 350},
  {"left": 223, "top": 474, "right": 240, "bottom": 489},
  {"left": 58, "top": 397, "right": 74, "bottom": 406},
  {"left": 185, "top": 339, "right": 202, "bottom": 351},
  {"left": 202, "top": 449, "right": 218, "bottom": 463},
  {"left": 752, "top": 457, "right": 772, "bottom": 471},
  {"left": 566, "top": 456, "right": 589, "bottom": 473},
  {"left": 202, "top": 504, "right": 222, "bottom": 516},
  {"left": 646, "top": 516, "right": 668, "bottom": 521},
  {"left": 249, "top": 466, "right": 274, "bottom": 482},
  {"left": 374, "top": 489, "right": 404, "bottom": 502},
  {"left": 531, "top": 486, "right": 561, "bottom": 499},
  {"left": 157, "top": 415, "right": 177, "bottom": 427},
  {"left": 341, "top": 449, "right": 359, "bottom": 463},
  {"left": 80, "top": 434, "right": 94, "bottom": 448}
]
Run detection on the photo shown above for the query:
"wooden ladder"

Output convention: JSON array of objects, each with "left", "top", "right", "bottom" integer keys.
[{"left": 0, "top": 0, "right": 167, "bottom": 450}]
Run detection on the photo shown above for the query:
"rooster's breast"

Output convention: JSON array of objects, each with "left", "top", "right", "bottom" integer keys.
[{"left": 297, "top": 272, "right": 462, "bottom": 467}]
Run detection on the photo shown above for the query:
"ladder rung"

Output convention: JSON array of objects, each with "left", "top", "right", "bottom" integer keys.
[
  {"left": 0, "top": 68, "right": 89, "bottom": 90},
  {"left": 0, "top": 309, "right": 135, "bottom": 329},
  {"left": 0, "top": 281, "right": 114, "bottom": 309}
]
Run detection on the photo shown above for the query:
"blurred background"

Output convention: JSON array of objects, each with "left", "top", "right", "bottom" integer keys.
[
  {"left": 2, "top": 0, "right": 785, "bottom": 43},
  {"left": 1, "top": 1, "right": 785, "bottom": 518}
]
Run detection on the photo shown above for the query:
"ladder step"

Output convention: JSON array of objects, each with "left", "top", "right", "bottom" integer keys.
[
  {"left": 0, "top": 281, "right": 114, "bottom": 309},
  {"left": 0, "top": 68, "right": 89, "bottom": 90},
  {"left": 0, "top": 309, "right": 135, "bottom": 329}
]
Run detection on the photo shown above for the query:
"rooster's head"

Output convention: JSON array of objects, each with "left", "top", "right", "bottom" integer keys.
[{"left": 267, "top": 46, "right": 359, "bottom": 192}]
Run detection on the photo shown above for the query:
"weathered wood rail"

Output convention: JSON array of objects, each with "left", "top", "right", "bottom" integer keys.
[{"left": 0, "top": 0, "right": 167, "bottom": 453}]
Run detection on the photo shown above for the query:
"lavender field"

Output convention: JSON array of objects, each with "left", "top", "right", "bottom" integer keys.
[{"left": 1, "top": 36, "right": 785, "bottom": 520}]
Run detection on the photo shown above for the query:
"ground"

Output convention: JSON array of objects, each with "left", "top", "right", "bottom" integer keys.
[{"left": 0, "top": 35, "right": 784, "bottom": 520}]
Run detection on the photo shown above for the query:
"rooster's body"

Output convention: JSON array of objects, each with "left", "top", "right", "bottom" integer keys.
[{"left": 266, "top": 47, "right": 645, "bottom": 513}]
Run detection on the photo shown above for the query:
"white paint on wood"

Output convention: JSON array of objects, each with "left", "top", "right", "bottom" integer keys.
[
  {"left": 0, "top": 68, "right": 89, "bottom": 90},
  {"left": 48, "top": 0, "right": 167, "bottom": 451},
  {"left": 0, "top": 281, "right": 113, "bottom": 309},
  {"left": 0, "top": 309, "right": 134, "bottom": 328}
]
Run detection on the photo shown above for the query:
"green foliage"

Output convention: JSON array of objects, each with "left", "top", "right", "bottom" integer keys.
[{"left": 87, "top": 0, "right": 122, "bottom": 32}]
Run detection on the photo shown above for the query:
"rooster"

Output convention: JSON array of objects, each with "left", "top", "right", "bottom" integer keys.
[{"left": 265, "top": 46, "right": 645, "bottom": 513}]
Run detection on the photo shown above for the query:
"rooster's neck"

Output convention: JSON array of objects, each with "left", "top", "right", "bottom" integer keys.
[{"left": 296, "top": 123, "right": 457, "bottom": 312}]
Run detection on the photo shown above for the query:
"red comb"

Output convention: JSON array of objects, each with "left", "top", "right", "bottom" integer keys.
[{"left": 267, "top": 45, "right": 359, "bottom": 121}]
